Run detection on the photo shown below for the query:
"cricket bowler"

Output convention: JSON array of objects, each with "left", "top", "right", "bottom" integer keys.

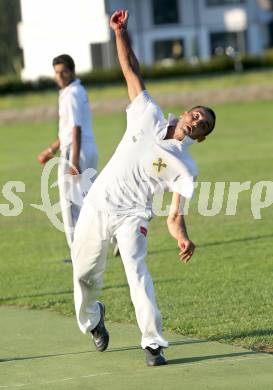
[{"left": 71, "top": 10, "right": 216, "bottom": 366}]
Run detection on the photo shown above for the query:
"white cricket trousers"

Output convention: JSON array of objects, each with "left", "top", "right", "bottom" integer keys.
[
  {"left": 58, "top": 142, "right": 98, "bottom": 248},
  {"left": 71, "top": 205, "right": 168, "bottom": 349}
]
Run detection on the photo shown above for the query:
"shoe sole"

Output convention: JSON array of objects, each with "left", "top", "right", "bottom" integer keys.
[
  {"left": 147, "top": 359, "right": 167, "bottom": 367},
  {"left": 145, "top": 347, "right": 167, "bottom": 366}
]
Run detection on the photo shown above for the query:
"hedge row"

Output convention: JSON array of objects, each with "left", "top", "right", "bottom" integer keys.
[{"left": 1, "top": 50, "right": 273, "bottom": 95}]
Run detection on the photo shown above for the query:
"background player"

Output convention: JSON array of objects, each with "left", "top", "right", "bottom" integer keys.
[{"left": 37, "top": 54, "right": 98, "bottom": 249}]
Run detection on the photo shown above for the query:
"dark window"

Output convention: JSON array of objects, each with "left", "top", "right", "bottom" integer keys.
[
  {"left": 206, "top": 0, "right": 245, "bottom": 6},
  {"left": 90, "top": 42, "right": 114, "bottom": 69},
  {"left": 210, "top": 31, "right": 246, "bottom": 55},
  {"left": 152, "top": 0, "right": 179, "bottom": 25},
  {"left": 90, "top": 44, "right": 103, "bottom": 69},
  {"left": 154, "top": 39, "right": 184, "bottom": 61}
]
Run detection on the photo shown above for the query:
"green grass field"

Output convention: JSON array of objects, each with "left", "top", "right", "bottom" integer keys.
[{"left": 0, "top": 76, "right": 273, "bottom": 356}]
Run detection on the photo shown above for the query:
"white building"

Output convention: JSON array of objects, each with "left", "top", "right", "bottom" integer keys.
[
  {"left": 18, "top": 0, "right": 111, "bottom": 80},
  {"left": 19, "top": 0, "right": 273, "bottom": 80}
]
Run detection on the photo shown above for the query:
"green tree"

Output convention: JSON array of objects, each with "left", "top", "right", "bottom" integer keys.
[{"left": 0, "top": 0, "right": 22, "bottom": 75}]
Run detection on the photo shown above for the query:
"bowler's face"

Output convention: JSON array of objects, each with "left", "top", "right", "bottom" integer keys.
[
  {"left": 54, "top": 63, "right": 75, "bottom": 89},
  {"left": 178, "top": 108, "right": 214, "bottom": 141}
]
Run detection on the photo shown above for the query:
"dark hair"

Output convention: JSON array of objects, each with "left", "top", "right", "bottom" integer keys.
[
  {"left": 52, "top": 54, "right": 75, "bottom": 72},
  {"left": 190, "top": 106, "right": 216, "bottom": 135}
]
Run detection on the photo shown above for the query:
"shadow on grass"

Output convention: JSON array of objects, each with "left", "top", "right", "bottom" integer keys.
[
  {"left": 209, "top": 328, "right": 273, "bottom": 342},
  {"left": 167, "top": 351, "right": 257, "bottom": 365},
  {"left": 0, "top": 283, "right": 130, "bottom": 302},
  {"left": 0, "top": 279, "right": 183, "bottom": 302},
  {"left": 199, "top": 233, "right": 273, "bottom": 248},
  {"left": 149, "top": 233, "right": 273, "bottom": 255},
  {"left": 0, "top": 289, "right": 74, "bottom": 302},
  {"left": 0, "top": 346, "right": 142, "bottom": 363},
  {"left": 1, "top": 348, "right": 258, "bottom": 366},
  {"left": 0, "top": 345, "right": 142, "bottom": 363},
  {"left": 0, "top": 349, "right": 94, "bottom": 363},
  {"left": 0, "top": 340, "right": 214, "bottom": 363},
  {"left": 106, "top": 339, "right": 208, "bottom": 354},
  {"left": 169, "top": 339, "right": 208, "bottom": 346}
]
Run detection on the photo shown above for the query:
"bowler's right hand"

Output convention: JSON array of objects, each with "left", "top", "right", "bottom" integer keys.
[{"left": 110, "top": 10, "right": 129, "bottom": 31}]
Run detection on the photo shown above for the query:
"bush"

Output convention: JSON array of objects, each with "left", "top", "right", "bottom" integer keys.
[
  {"left": 242, "top": 49, "right": 273, "bottom": 70},
  {"left": 0, "top": 76, "right": 55, "bottom": 95},
  {"left": 80, "top": 67, "right": 123, "bottom": 85},
  {"left": 0, "top": 52, "right": 273, "bottom": 95}
]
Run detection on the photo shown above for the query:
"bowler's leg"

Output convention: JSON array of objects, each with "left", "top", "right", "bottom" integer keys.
[
  {"left": 115, "top": 216, "right": 168, "bottom": 350},
  {"left": 71, "top": 206, "right": 109, "bottom": 334}
]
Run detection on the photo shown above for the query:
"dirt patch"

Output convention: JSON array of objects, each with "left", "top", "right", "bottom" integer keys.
[{"left": 254, "top": 345, "right": 273, "bottom": 354}]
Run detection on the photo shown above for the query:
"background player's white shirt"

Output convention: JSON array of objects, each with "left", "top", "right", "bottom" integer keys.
[
  {"left": 85, "top": 91, "right": 198, "bottom": 219},
  {"left": 59, "top": 79, "right": 95, "bottom": 151}
]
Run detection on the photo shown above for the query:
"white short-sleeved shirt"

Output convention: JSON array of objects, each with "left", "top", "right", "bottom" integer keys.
[
  {"left": 58, "top": 79, "right": 95, "bottom": 150},
  {"left": 85, "top": 91, "right": 198, "bottom": 218}
]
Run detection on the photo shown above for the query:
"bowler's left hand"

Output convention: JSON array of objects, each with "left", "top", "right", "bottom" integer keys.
[{"left": 178, "top": 239, "right": 195, "bottom": 263}]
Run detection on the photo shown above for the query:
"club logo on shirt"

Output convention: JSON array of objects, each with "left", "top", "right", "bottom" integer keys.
[
  {"left": 153, "top": 158, "right": 167, "bottom": 172},
  {"left": 140, "top": 226, "right": 148, "bottom": 237}
]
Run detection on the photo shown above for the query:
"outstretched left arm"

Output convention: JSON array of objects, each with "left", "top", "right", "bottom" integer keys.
[{"left": 167, "top": 192, "right": 195, "bottom": 263}]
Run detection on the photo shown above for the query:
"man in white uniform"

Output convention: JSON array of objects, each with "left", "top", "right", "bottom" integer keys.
[
  {"left": 72, "top": 11, "right": 216, "bottom": 366},
  {"left": 38, "top": 54, "right": 98, "bottom": 249}
]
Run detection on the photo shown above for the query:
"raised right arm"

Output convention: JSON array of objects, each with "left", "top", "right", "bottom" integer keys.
[{"left": 110, "top": 10, "right": 145, "bottom": 102}]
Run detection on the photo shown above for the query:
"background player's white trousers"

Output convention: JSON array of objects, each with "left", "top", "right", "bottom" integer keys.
[
  {"left": 71, "top": 206, "right": 168, "bottom": 349},
  {"left": 58, "top": 142, "right": 98, "bottom": 248}
]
